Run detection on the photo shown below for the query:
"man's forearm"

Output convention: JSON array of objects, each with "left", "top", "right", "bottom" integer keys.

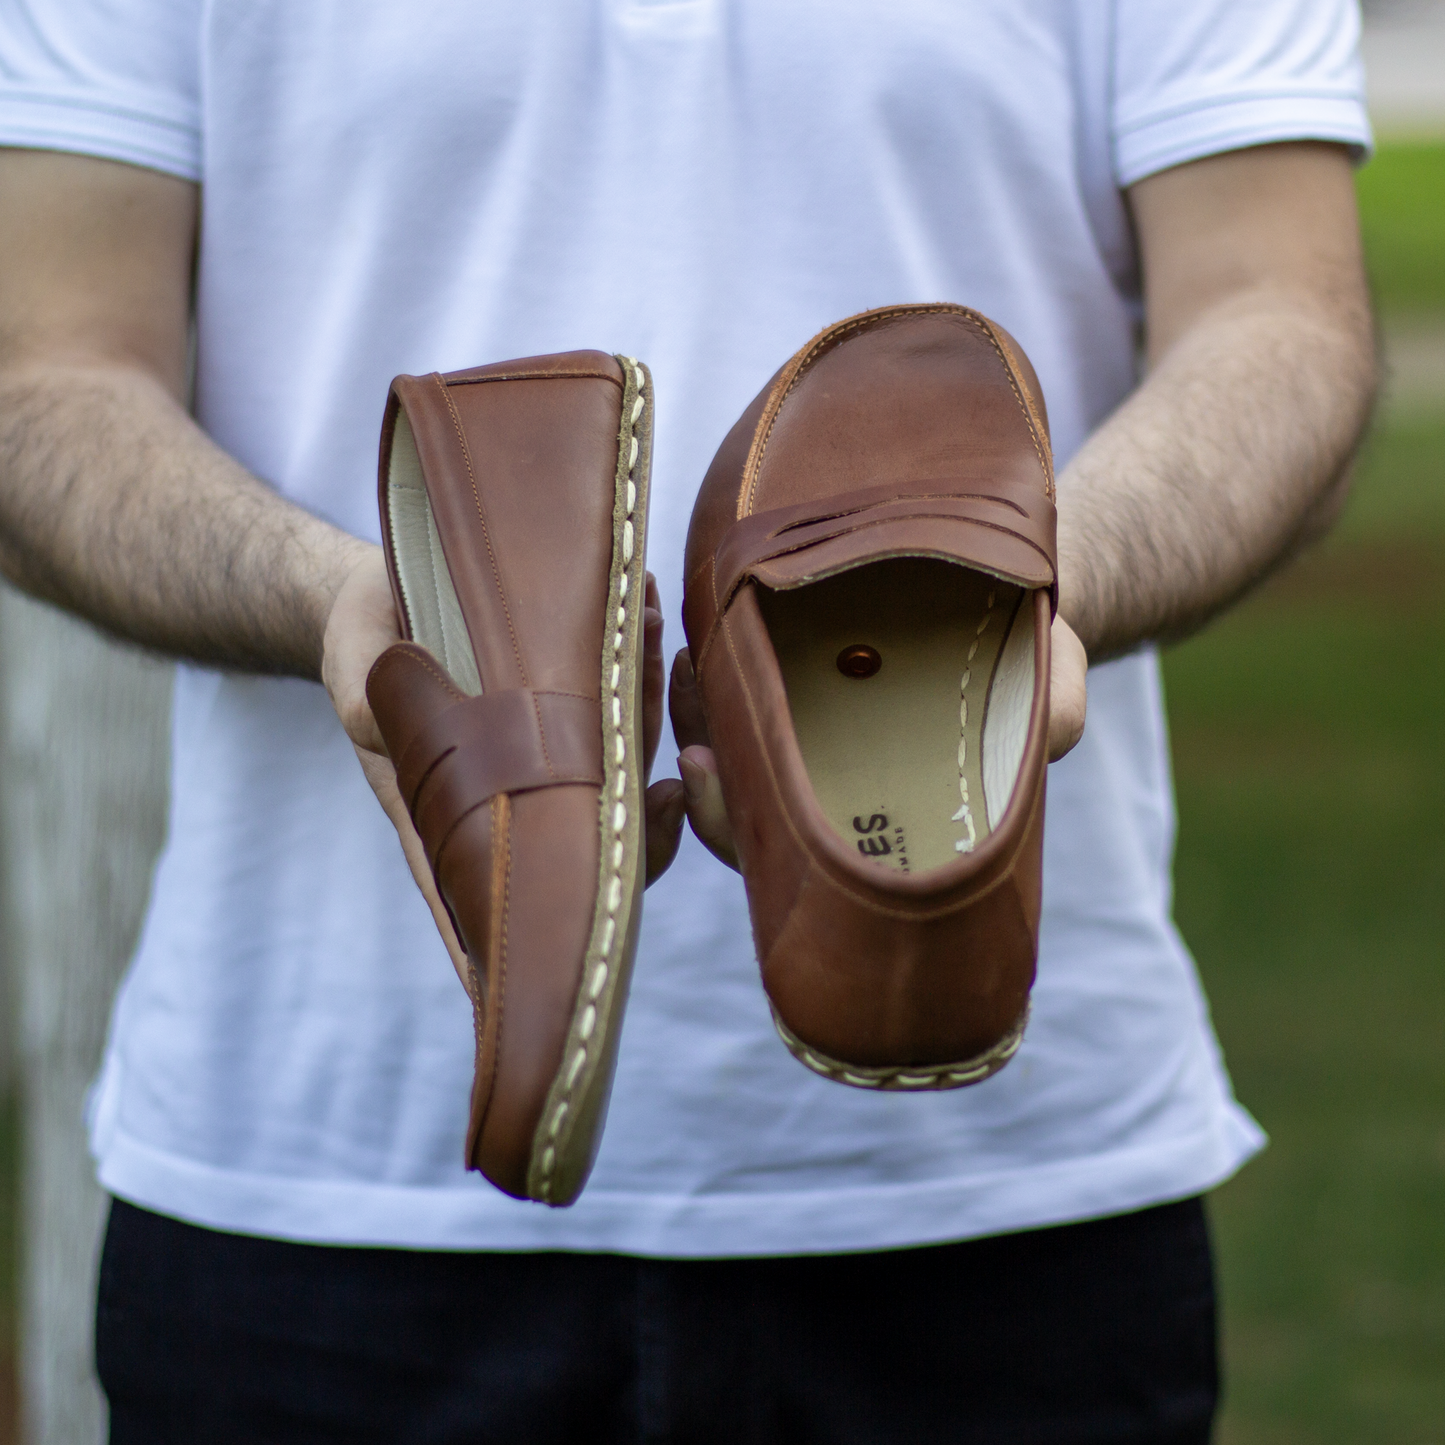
[
  {"left": 1056, "top": 282, "right": 1375, "bottom": 662},
  {"left": 0, "top": 359, "right": 370, "bottom": 676}
]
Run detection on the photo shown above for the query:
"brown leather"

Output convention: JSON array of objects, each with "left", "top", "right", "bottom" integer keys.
[
  {"left": 370, "top": 644, "right": 603, "bottom": 875},
  {"left": 689, "top": 474, "right": 1057, "bottom": 676},
  {"left": 681, "top": 304, "right": 1056, "bottom": 1082},
  {"left": 366, "top": 351, "right": 651, "bottom": 1201}
]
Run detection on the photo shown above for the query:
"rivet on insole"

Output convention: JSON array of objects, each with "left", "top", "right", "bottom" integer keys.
[{"left": 836, "top": 644, "right": 882, "bottom": 679}]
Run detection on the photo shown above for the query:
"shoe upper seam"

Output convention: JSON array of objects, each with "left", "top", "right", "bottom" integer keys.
[
  {"left": 738, "top": 304, "right": 1052, "bottom": 520},
  {"left": 447, "top": 369, "right": 623, "bottom": 388}
]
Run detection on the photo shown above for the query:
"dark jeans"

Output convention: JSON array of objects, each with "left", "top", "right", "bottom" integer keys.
[{"left": 97, "top": 1194, "right": 1217, "bottom": 1444}]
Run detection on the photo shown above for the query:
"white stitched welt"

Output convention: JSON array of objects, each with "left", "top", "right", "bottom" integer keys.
[
  {"left": 539, "top": 358, "right": 644, "bottom": 1192},
  {"left": 780, "top": 1002, "right": 1026, "bottom": 1091},
  {"left": 952, "top": 590, "right": 995, "bottom": 854}
]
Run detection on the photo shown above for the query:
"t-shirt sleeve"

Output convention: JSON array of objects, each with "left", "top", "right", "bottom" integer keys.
[
  {"left": 0, "top": 0, "right": 201, "bottom": 180},
  {"left": 1113, "top": 0, "right": 1372, "bottom": 187}
]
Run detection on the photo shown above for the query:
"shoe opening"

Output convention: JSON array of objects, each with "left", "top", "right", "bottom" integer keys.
[
  {"left": 758, "top": 557, "right": 1034, "bottom": 875},
  {"left": 385, "top": 408, "right": 483, "bottom": 695}
]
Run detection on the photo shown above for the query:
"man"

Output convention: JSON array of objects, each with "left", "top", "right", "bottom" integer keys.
[{"left": 0, "top": 1, "right": 1373, "bottom": 1440}]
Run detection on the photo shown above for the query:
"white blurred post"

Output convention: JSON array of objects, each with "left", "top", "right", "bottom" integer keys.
[{"left": 0, "top": 588, "right": 170, "bottom": 1445}]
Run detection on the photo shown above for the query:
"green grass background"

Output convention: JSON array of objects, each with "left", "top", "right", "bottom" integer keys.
[
  {"left": 1358, "top": 141, "right": 1445, "bottom": 319},
  {"left": 1, "top": 144, "right": 1443, "bottom": 1441},
  {"left": 1173, "top": 141, "right": 1445, "bottom": 1444}
]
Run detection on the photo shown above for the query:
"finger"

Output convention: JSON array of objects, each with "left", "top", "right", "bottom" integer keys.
[
  {"left": 678, "top": 744, "right": 739, "bottom": 871},
  {"left": 354, "top": 744, "right": 470, "bottom": 989},
  {"left": 344, "top": 688, "right": 387, "bottom": 759},
  {"left": 322, "top": 547, "right": 400, "bottom": 757},
  {"left": 669, "top": 648, "right": 711, "bottom": 750},
  {"left": 642, "top": 593, "right": 664, "bottom": 781},
  {"left": 644, "top": 777, "right": 686, "bottom": 885},
  {"left": 1047, "top": 614, "right": 1088, "bottom": 762}
]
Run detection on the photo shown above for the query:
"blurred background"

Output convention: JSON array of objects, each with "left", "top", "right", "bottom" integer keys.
[
  {"left": 1169, "top": 3, "right": 1445, "bottom": 1439},
  {"left": 1, "top": 3, "right": 1442, "bottom": 1442}
]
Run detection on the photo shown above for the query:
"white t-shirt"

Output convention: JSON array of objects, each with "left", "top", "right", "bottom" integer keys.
[{"left": 0, "top": 0, "right": 1368, "bottom": 1255}]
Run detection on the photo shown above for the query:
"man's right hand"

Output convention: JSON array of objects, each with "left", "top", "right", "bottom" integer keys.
[
  {"left": 321, "top": 552, "right": 689, "bottom": 989},
  {"left": 320, "top": 547, "right": 476, "bottom": 987}
]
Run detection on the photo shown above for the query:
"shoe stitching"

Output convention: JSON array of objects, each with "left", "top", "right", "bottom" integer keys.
[
  {"left": 388, "top": 646, "right": 468, "bottom": 705},
  {"left": 423, "top": 526, "right": 452, "bottom": 676},
  {"left": 738, "top": 304, "right": 951, "bottom": 519},
  {"left": 739, "top": 304, "right": 1052, "bottom": 519},
  {"left": 530, "top": 691, "right": 556, "bottom": 781},
  {"left": 971, "top": 317, "right": 1054, "bottom": 501},
  {"left": 435, "top": 373, "right": 530, "bottom": 689},
  {"left": 774, "top": 1000, "right": 1029, "bottom": 1091},
  {"left": 536, "top": 358, "right": 646, "bottom": 1196},
  {"left": 951, "top": 587, "right": 995, "bottom": 855},
  {"left": 491, "top": 795, "right": 512, "bottom": 1124},
  {"left": 448, "top": 369, "right": 625, "bottom": 387},
  {"left": 471, "top": 792, "right": 511, "bottom": 1156},
  {"left": 983, "top": 324, "right": 1052, "bottom": 479}
]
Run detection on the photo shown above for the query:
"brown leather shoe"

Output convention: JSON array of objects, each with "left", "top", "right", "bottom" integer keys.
[
  {"left": 366, "top": 352, "right": 653, "bottom": 1203},
  {"left": 682, "top": 305, "right": 1056, "bottom": 1090}
]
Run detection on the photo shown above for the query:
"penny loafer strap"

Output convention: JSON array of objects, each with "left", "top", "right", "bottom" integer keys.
[
  {"left": 687, "top": 477, "right": 1058, "bottom": 675},
  {"left": 397, "top": 687, "right": 603, "bottom": 861}
]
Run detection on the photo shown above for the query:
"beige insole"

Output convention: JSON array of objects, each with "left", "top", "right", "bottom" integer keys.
[
  {"left": 759, "top": 558, "right": 1027, "bottom": 875},
  {"left": 386, "top": 410, "right": 483, "bottom": 696}
]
